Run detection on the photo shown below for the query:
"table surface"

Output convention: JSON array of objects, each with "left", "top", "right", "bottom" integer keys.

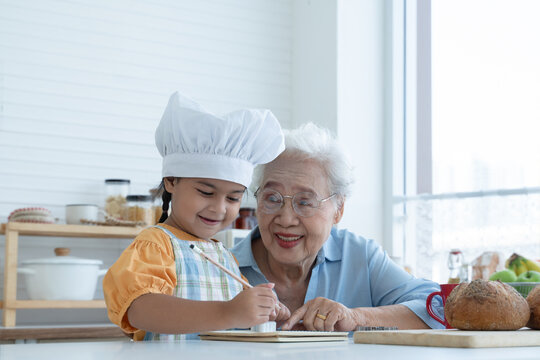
[{"left": 1, "top": 338, "right": 540, "bottom": 360}]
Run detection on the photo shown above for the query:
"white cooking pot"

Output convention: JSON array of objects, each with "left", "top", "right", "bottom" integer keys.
[{"left": 17, "top": 248, "right": 107, "bottom": 300}]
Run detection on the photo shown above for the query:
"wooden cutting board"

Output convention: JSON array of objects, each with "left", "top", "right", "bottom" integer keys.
[{"left": 353, "top": 329, "right": 540, "bottom": 348}]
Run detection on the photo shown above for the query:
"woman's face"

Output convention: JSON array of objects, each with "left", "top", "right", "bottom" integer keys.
[
  {"left": 164, "top": 177, "right": 245, "bottom": 240},
  {"left": 256, "top": 155, "right": 343, "bottom": 267}
]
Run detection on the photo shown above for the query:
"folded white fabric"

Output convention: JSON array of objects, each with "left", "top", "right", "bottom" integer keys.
[{"left": 155, "top": 92, "right": 285, "bottom": 188}]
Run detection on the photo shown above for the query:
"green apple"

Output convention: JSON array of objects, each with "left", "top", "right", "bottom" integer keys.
[
  {"left": 489, "top": 269, "right": 518, "bottom": 282},
  {"left": 516, "top": 270, "right": 540, "bottom": 282}
]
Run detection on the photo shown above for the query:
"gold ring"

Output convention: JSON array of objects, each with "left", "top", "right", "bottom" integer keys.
[{"left": 316, "top": 313, "right": 327, "bottom": 321}]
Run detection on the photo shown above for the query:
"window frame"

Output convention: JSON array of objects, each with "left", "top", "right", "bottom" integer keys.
[
  {"left": 385, "top": 0, "right": 431, "bottom": 266},
  {"left": 389, "top": 0, "right": 540, "bottom": 276}
]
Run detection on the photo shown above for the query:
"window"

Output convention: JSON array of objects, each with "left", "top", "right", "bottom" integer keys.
[{"left": 393, "top": 0, "right": 540, "bottom": 282}]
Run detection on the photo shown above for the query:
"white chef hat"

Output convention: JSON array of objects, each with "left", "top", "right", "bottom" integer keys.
[{"left": 155, "top": 92, "right": 285, "bottom": 188}]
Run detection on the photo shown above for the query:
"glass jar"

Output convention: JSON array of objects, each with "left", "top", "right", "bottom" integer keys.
[
  {"left": 234, "top": 208, "right": 257, "bottom": 229},
  {"left": 153, "top": 199, "right": 163, "bottom": 225},
  {"left": 104, "top": 179, "right": 130, "bottom": 219},
  {"left": 124, "top": 195, "right": 153, "bottom": 226}
]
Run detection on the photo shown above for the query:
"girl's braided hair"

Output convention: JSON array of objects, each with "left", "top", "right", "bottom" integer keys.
[{"left": 151, "top": 179, "right": 172, "bottom": 223}]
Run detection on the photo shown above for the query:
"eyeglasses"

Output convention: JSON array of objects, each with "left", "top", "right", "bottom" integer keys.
[{"left": 254, "top": 188, "right": 336, "bottom": 218}]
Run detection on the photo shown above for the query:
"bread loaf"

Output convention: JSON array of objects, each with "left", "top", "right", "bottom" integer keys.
[
  {"left": 444, "top": 279, "right": 529, "bottom": 330},
  {"left": 526, "top": 285, "right": 540, "bottom": 329}
]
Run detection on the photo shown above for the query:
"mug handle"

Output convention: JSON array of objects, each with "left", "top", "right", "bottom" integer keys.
[{"left": 426, "top": 291, "right": 446, "bottom": 326}]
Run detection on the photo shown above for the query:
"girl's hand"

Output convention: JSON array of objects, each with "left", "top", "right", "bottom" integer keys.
[
  {"left": 270, "top": 301, "right": 291, "bottom": 328},
  {"left": 281, "top": 297, "right": 360, "bottom": 332},
  {"left": 225, "top": 283, "right": 278, "bottom": 329}
]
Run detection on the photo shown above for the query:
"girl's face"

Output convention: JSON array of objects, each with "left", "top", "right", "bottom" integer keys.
[{"left": 164, "top": 177, "right": 245, "bottom": 240}]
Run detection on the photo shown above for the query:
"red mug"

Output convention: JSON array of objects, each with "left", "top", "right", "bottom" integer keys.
[{"left": 426, "top": 283, "right": 459, "bottom": 329}]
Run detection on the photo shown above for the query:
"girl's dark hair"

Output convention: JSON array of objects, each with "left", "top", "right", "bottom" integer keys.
[{"left": 151, "top": 179, "right": 172, "bottom": 223}]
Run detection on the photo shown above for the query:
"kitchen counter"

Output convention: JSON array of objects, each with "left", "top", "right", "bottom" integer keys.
[{"left": 1, "top": 338, "right": 540, "bottom": 359}]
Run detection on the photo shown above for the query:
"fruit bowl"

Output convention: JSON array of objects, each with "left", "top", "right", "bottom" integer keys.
[{"left": 507, "top": 282, "right": 540, "bottom": 298}]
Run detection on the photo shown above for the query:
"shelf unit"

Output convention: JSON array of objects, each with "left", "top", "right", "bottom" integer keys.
[{"left": 0, "top": 222, "right": 141, "bottom": 327}]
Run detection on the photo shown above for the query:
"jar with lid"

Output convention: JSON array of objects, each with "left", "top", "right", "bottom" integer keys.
[
  {"left": 234, "top": 193, "right": 257, "bottom": 229},
  {"left": 149, "top": 187, "right": 163, "bottom": 225},
  {"left": 104, "top": 179, "right": 130, "bottom": 219},
  {"left": 234, "top": 208, "right": 257, "bottom": 229},
  {"left": 123, "top": 195, "right": 153, "bottom": 226}
]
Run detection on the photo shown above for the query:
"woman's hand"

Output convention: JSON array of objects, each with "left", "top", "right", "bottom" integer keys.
[
  {"left": 225, "top": 283, "right": 278, "bottom": 329},
  {"left": 281, "top": 297, "right": 360, "bottom": 332}
]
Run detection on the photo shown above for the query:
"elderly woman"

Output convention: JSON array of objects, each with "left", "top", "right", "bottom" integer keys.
[{"left": 231, "top": 123, "right": 443, "bottom": 331}]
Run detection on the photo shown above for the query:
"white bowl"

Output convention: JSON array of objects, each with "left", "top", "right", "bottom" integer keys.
[{"left": 65, "top": 204, "right": 99, "bottom": 224}]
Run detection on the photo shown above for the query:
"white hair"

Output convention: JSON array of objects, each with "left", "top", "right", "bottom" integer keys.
[{"left": 251, "top": 123, "right": 354, "bottom": 204}]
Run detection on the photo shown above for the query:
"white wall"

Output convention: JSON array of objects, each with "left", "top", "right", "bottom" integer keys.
[
  {"left": 336, "top": 0, "right": 385, "bottom": 243},
  {"left": 0, "top": 0, "right": 294, "bottom": 325},
  {"left": 0, "top": 0, "right": 294, "bottom": 222},
  {"left": 291, "top": 0, "right": 337, "bottom": 132},
  {"left": 292, "top": 0, "right": 386, "bottom": 243}
]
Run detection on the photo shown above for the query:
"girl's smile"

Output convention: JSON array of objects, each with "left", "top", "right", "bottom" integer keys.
[{"left": 164, "top": 177, "right": 245, "bottom": 240}]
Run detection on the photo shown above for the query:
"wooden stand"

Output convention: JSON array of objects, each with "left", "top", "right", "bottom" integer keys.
[{"left": 0, "top": 222, "right": 141, "bottom": 327}]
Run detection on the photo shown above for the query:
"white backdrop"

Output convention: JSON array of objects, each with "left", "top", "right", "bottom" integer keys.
[
  {"left": 0, "top": 0, "right": 293, "bottom": 222},
  {"left": 0, "top": 0, "right": 294, "bottom": 325}
]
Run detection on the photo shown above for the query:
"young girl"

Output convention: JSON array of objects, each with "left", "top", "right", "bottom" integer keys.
[{"left": 103, "top": 92, "right": 287, "bottom": 341}]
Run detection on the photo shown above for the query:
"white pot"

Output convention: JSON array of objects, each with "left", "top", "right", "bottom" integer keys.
[{"left": 18, "top": 248, "right": 107, "bottom": 300}]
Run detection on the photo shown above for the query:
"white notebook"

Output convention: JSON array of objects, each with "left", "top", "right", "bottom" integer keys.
[{"left": 200, "top": 330, "right": 349, "bottom": 343}]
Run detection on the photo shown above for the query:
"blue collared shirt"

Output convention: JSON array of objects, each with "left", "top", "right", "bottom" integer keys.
[{"left": 231, "top": 227, "right": 444, "bottom": 329}]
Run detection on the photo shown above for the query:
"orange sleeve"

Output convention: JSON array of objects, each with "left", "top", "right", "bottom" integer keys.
[{"left": 103, "top": 227, "right": 177, "bottom": 334}]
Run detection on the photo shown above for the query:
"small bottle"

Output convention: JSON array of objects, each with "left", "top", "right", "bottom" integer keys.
[
  {"left": 235, "top": 208, "right": 256, "bottom": 229},
  {"left": 447, "top": 249, "right": 464, "bottom": 284},
  {"left": 234, "top": 192, "right": 258, "bottom": 230}
]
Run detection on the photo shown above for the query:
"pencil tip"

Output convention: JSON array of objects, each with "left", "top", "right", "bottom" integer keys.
[{"left": 189, "top": 244, "right": 194, "bottom": 249}]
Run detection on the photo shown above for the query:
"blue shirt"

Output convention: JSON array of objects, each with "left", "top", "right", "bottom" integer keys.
[{"left": 231, "top": 227, "right": 444, "bottom": 329}]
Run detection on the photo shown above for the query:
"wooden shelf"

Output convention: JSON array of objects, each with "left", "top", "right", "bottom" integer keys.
[
  {"left": 1, "top": 222, "right": 140, "bottom": 327},
  {"left": 0, "top": 324, "right": 126, "bottom": 341},
  {"left": 0, "top": 222, "right": 142, "bottom": 238},
  {"left": 10, "top": 300, "right": 106, "bottom": 309}
]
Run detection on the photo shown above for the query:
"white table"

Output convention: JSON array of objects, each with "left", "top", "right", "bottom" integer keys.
[{"left": 1, "top": 339, "right": 540, "bottom": 360}]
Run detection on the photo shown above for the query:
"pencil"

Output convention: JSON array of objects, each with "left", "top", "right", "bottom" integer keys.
[
  {"left": 189, "top": 244, "right": 281, "bottom": 311},
  {"left": 189, "top": 244, "right": 253, "bottom": 288}
]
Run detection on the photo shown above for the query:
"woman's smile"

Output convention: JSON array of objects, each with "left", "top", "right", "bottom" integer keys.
[{"left": 274, "top": 232, "right": 303, "bottom": 248}]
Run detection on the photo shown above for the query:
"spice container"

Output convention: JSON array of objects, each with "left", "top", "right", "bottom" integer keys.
[
  {"left": 234, "top": 193, "right": 257, "bottom": 229},
  {"left": 124, "top": 195, "right": 153, "bottom": 226},
  {"left": 234, "top": 208, "right": 257, "bottom": 229},
  {"left": 104, "top": 179, "right": 130, "bottom": 219},
  {"left": 150, "top": 189, "right": 163, "bottom": 224},
  {"left": 153, "top": 202, "right": 163, "bottom": 225}
]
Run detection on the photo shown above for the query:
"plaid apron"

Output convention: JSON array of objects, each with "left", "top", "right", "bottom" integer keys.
[{"left": 144, "top": 225, "right": 244, "bottom": 341}]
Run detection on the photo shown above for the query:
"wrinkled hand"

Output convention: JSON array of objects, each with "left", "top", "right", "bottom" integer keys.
[
  {"left": 281, "top": 297, "right": 360, "bottom": 331},
  {"left": 226, "top": 283, "right": 278, "bottom": 329}
]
